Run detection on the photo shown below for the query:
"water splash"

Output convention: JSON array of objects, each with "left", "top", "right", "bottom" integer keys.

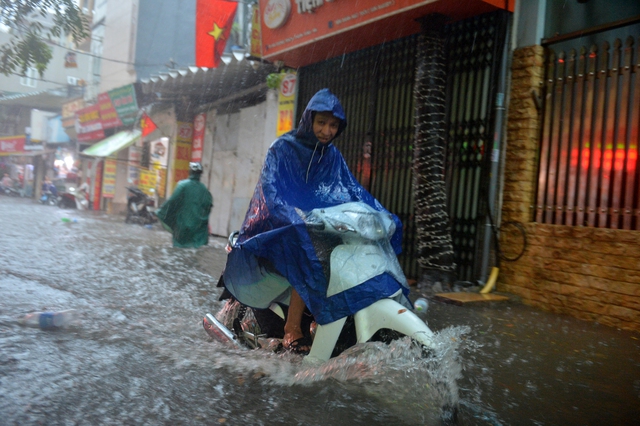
[{"left": 208, "top": 325, "right": 471, "bottom": 424}]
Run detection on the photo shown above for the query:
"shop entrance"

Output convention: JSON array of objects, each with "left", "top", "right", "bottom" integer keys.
[{"left": 297, "top": 11, "right": 509, "bottom": 281}]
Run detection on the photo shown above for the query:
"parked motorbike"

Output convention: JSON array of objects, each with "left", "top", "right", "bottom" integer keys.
[
  {"left": 58, "top": 187, "right": 90, "bottom": 210},
  {"left": 125, "top": 186, "right": 157, "bottom": 225},
  {"left": 0, "top": 183, "right": 21, "bottom": 197},
  {"left": 39, "top": 190, "right": 59, "bottom": 206},
  {"left": 203, "top": 202, "right": 436, "bottom": 361}
]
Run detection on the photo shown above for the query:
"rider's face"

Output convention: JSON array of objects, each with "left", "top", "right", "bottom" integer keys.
[{"left": 313, "top": 112, "right": 340, "bottom": 144}]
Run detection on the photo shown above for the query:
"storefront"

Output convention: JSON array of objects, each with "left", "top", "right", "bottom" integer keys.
[
  {"left": 81, "top": 130, "right": 142, "bottom": 213},
  {"left": 72, "top": 83, "right": 145, "bottom": 213},
  {"left": 257, "top": 0, "right": 514, "bottom": 280}
]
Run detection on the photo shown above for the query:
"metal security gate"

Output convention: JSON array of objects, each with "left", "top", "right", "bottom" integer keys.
[
  {"left": 536, "top": 23, "right": 640, "bottom": 230},
  {"left": 444, "top": 12, "right": 509, "bottom": 281},
  {"left": 297, "top": 11, "right": 508, "bottom": 281}
]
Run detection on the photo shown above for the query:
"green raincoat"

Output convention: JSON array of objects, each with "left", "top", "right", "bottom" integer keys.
[{"left": 156, "top": 173, "right": 213, "bottom": 248}]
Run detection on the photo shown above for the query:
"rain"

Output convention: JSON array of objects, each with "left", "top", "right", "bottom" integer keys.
[
  {"left": 2, "top": 1, "right": 640, "bottom": 425},
  {"left": 1, "top": 197, "right": 639, "bottom": 425}
]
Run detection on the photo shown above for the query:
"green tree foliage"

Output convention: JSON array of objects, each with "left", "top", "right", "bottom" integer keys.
[{"left": 0, "top": 0, "right": 88, "bottom": 77}]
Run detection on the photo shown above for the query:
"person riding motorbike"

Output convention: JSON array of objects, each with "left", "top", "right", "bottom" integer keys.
[
  {"left": 42, "top": 177, "right": 58, "bottom": 196},
  {"left": 221, "top": 89, "right": 409, "bottom": 354}
]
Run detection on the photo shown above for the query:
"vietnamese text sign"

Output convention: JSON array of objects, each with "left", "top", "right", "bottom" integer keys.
[
  {"left": 172, "top": 122, "right": 193, "bottom": 190},
  {"left": 157, "top": 168, "right": 167, "bottom": 199},
  {"left": 102, "top": 159, "right": 117, "bottom": 198},
  {"left": 192, "top": 113, "right": 206, "bottom": 162},
  {"left": 276, "top": 72, "right": 297, "bottom": 136},
  {"left": 128, "top": 165, "right": 140, "bottom": 187},
  {"left": 260, "top": 0, "right": 400, "bottom": 57},
  {"left": 139, "top": 169, "right": 157, "bottom": 197},
  {"left": 108, "top": 85, "right": 138, "bottom": 126},
  {"left": 0, "top": 135, "right": 25, "bottom": 155},
  {"left": 62, "top": 98, "right": 85, "bottom": 128},
  {"left": 173, "top": 141, "right": 192, "bottom": 189},
  {"left": 75, "top": 104, "right": 105, "bottom": 142},
  {"left": 98, "top": 92, "right": 123, "bottom": 129},
  {"left": 250, "top": 3, "right": 262, "bottom": 58}
]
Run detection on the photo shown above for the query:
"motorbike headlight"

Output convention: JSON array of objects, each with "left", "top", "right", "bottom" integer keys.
[{"left": 357, "top": 214, "right": 385, "bottom": 239}]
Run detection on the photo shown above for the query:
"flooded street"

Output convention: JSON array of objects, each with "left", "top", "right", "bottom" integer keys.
[{"left": 1, "top": 197, "right": 639, "bottom": 425}]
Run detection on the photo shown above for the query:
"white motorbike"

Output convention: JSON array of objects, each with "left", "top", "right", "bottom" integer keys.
[{"left": 203, "top": 202, "right": 436, "bottom": 363}]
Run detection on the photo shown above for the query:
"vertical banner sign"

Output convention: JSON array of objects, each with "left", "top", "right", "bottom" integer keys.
[
  {"left": 250, "top": 3, "right": 262, "bottom": 58},
  {"left": 138, "top": 169, "right": 157, "bottom": 197},
  {"left": 276, "top": 72, "right": 297, "bottom": 136},
  {"left": 93, "top": 161, "right": 103, "bottom": 210},
  {"left": 173, "top": 122, "right": 193, "bottom": 190},
  {"left": 128, "top": 145, "right": 141, "bottom": 186},
  {"left": 192, "top": 113, "right": 206, "bottom": 162},
  {"left": 157, "top": 168, "right": 167, "bottom": 199},
  {"left": 102, "top": 159, "right": 117, "bottom": 198},
  {"left": 151, "top": 137, "right": 169, "bottom": 198}
]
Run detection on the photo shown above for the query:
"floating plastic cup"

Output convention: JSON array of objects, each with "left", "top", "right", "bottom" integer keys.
[{"left": 414, "top": 298, "right": 429, "bottom": 313}]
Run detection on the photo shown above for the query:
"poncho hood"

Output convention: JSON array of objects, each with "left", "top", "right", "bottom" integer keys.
[
  {"left": 295, "top": 88, "right": 347, "bottom": 143},
  {"left": 223, "top": 88, "right": 408, "bottom": 325}
]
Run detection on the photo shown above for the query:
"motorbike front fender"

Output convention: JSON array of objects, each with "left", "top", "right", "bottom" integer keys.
[
  {"left": 305, "top": 298, "right": 436, "bottom": 364},
  {"left": 354, "top": 298, "right": 435, "bottom": 350}
]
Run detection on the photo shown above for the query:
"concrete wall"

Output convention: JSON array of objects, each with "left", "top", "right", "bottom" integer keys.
[
  {"left": 99, "top": 0, "right": 138, "bottom": 92},
  {"left": 0, "top": 31, "right": 91, "bottom": 98},
  {"left": 204, "top": 90, "right": 278, "bottom": 237},
  {"left": 499, "top": 46, "right": 640, "bottom": 333}
]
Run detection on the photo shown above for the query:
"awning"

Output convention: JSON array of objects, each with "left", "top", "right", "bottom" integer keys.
[
  {"left": 0, "top": 87, "right": 84, "bottom": 110},
  {"left": 139, "top": 60, "right": 276, "bottom": 110},
  {"left": 0, "top": 150, "right": 54, "bottom": 157},
  {"left": 81, "top": 130, "right": 141, "bottom": 157}
]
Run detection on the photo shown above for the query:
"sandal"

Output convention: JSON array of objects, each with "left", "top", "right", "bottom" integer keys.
[{"left": 284, "top": 336, "right": 313, "bottom": 355}]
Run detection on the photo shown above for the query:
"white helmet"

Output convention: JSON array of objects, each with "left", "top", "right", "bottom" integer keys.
[{"left": 189, "top": 162, "right": 203, "bottom": 174}]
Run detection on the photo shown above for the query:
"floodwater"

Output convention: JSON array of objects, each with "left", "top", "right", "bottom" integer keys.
[{"left": 0, "top": 196, "right": 639, "bottom": 425}]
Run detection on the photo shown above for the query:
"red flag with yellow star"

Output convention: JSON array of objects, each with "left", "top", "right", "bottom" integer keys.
[
  {"left": 196, "top": 0, "right": 238, "bottom": 68},
  {"left": 140, "top": 112, "right": 158, "bottom": 137}
]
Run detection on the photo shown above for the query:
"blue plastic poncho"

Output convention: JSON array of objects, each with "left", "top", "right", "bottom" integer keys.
[{"left": 224, "top": 89, "right": 409, "bottom": 325}]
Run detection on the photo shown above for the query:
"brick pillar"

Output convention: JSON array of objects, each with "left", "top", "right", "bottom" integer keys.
[{"left": 502, "top": 46, "right": 545, "bottom": 225}]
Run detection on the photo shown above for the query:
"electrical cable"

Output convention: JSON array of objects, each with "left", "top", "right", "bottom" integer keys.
[{"left": 484, "top": 196, "right": 527, "bottom": 266}]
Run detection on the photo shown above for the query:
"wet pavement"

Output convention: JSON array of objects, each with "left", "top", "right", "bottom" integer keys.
[{"left": 1, "top": 196, "right": 639, "bottom": 425}]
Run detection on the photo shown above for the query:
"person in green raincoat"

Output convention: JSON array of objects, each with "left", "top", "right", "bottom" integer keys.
[{"left": 156, "top": 162, "right": 213, "bottom": 248}]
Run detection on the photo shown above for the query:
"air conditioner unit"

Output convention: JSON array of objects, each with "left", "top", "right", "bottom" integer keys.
[{"left": 67, "top": 76, "right": 78, "bottom": 85}]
